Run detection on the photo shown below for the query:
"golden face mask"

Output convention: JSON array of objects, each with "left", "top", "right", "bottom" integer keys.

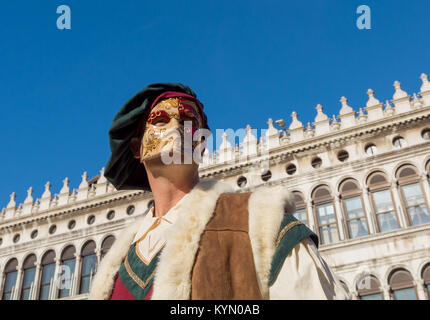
[{"left": 140, "top": 97, "right": 203, "bottom": 162}]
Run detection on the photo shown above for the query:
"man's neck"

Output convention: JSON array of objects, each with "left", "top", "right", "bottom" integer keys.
[{"left": 145, "top": 163, "right": 200, "bottom": 218}]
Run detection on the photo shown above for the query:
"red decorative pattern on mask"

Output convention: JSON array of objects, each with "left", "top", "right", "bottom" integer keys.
[{"left": 146, "top": 109, "right": 170, "bottom": 125}]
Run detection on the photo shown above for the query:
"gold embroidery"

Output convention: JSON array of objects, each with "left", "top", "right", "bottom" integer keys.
[
  {"left": 135, "top": 242, "right": 166, "bottom": 266},
  {"left": 135, "top": 217, "right": 165, "bottom": 265},
  {"left": 136, "top": 218, "right": 162, "bottom": 244},
  {"left": 124, "top": 254, "right": 156, "bottom": 290},
  {"left": 275, "top": 221, "right": 303, "bottom": 248}
]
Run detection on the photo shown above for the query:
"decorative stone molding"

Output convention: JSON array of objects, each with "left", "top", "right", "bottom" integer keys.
[
  {"left": 419, "top": 73, "right": 430, "bottom": 107},
  {"left": 392, "top": 81, "right": 411, "bottom": 114},
  {"left": 338, "top": 96, "right": 356, "bottom": 129},
  {"left": 313, "top": 104, "right": 330, "bottom": 135},
  {"left": 288, "top": 112, "right": 305, "bottom": 142},
  {"left": 241, "top": 125, "right": 258, "bottom": 158},
  {"left": 411, "top": 93, "right": 423, "bottom": 109},
  {"left": 77, "top": 172, "right": 89, "bottom": 201},
  {"left": 364, "top": 89, "right": 385, "bottom": 121},
  {"left": 218, "top": 132, "right": 234, "bottom": 163}
]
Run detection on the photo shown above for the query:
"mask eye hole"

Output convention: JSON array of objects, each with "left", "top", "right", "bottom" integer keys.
[
  {"left": 153, "top": 118, "right": 169, "bottom": 126},
  {"left": 149, "top": 110, "right": 170, "bottom": 126}
]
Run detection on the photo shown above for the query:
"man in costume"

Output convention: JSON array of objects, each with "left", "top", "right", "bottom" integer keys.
[{"left": 89, "top": 83, "right": 349, "bottom": 300}]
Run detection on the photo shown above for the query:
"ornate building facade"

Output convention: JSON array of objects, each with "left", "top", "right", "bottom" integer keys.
[{"left": 1, "top": 74, "right": 430, "bottom": 300}]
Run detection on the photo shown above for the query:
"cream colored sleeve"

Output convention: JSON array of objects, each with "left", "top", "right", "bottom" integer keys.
[{"left": 269, "top": 238, "right": 350, "bottom": 300}]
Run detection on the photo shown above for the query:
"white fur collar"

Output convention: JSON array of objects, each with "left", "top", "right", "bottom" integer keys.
[
  {"left": 151, "top": 180, "right": 234, "bottom": 299},
  {"left": 248, "top": 186, "right": 295, "bottom": 299},
  {"left": 88, "top": 179, "right": 233, "bottom": 300},
  {"left": 88, "top": 214, "right": 144, "bottom": 300},
  {"left": 89, "top": 181, "right": 294, "bottom": 300}
]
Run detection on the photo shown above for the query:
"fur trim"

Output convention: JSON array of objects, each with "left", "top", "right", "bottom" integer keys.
[
  {"left": 88, "top": 217, "right": 144, "bottom": 300},
  {"left": 88, "top": 181, "right": 294, "bottom": 300},
  {"left": 151, "top": 180, "right": 234, "bottom": 299},
  {"left": 248, "top": 186, "right": 295, "bottom": 299}
]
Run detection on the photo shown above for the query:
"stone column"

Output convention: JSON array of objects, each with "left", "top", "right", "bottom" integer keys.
[
  {"left": 50, "top": 259, "right": 61, "bottom": 300},
  {"left": 362, "top": 191, "right": 377, "bottom": 234},
  {"left": 382, "top": 285, "right": 392, "bottom": 300},
  {"left": 0, "top": 272, "right": 4, "bottom": 298},
  {"left": 31, "top": 263, "right": 42, "bottom": 300},
  {"left": 415, "top": 279, "right": 428, "bottom": 300},
  {"left": 420, "top": 174, "right": 430, "bottom": 206},
  {"left": 334, "top": 194, "right": 346, "bottom": 241},
  {"left": 350, "top": 290, "right": 359, "bottom": 300},
  {"left": 12, "top": 267, "right": 23, "bottom": 300},
  {"left": 391, "top": 181, "right": 408, "bottom": 228},
  {"left": 306, "top": 200, "right": 317, "bottom": 234},
  {"left": 72, "top": 254, "right": 81, "bottom": 296},
  {"left": 96, "top": 249, "right": 102, "bottom": 266}
]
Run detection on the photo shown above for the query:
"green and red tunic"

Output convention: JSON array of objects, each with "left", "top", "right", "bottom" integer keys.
[{"left": 110, "top": 242, "right": 163, "bottom": 300}]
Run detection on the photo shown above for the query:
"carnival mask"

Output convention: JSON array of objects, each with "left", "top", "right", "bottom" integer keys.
[{"left": 140, "top": 97, "right": 203, "bottom": 162}]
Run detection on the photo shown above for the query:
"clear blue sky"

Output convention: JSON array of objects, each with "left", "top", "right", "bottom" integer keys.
[{"left": 0, "top": 0, "right": 429, "bottom": 207}]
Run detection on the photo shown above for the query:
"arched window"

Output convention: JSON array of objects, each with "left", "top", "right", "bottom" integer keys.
[
  {"left": 389, "top": 269, "right": 417, "bottom": 300},
  {"left": 367, "top": 172, "right": 399, "bottom": 233},
  {"left": 396, "top": 165, "right": 430, "bottom": 226},
  {"left": 101, "top": 235, "right": 116, "bottom": 260},
  {"left": 356, "top": 274, "right": 383, "bottom": 300},
  {"left": 39, "top": 250, "right": 55, "bottom": 300},
  {"left": 339, "top": 179, "right": 369, "bottom": 239},
  {"left": 422, "top": 263, "right": 430, "bottom": 299},
  {"left": 312, "top": 185, "right": 339, "bottom": 245},
  {"left": 79, "top": 241, "right": 97, "bottom": 295},
  {"left": 2, "top": 258, "right": 18, "bottom": 300},
  {"left": 292, "top": 191, "right": 308, "bottom": 225},
  {"left": 58, "top": 245, "right": 76, "bottom": 298},
  {"left": 20, "top": 254, "right": 37, "bottom": 300}
]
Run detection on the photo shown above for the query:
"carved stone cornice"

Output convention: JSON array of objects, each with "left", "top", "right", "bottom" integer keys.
[
  {"left": 0, "top": 190, "right": 149, "bottom": 231},
  {"left": 200, "top": 110, "right": 430, "bottom": 179}
]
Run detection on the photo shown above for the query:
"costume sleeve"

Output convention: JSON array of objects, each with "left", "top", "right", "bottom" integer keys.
[{"left": 269, "top": 237, "right": 350, "bottom": 300}]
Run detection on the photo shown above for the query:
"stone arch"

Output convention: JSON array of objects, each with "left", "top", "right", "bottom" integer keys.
[
  {"left": 39, "top": 248, "right": 56, "bottom": 263},
  {"left": 290, "top": 187, "right": 308, "bottom": 203},
  {"left": 419, "top": 261, "right": 430, "bottom": 282},
  {"left": 58, "top": 242, "right": 77, "bottom": 258},
  {"left": 336, "top": 276, "right": 351, "bottom": 292},
  {"left": 3, "top": 257, "right": 18, "bottom": 273},
  {"left": 335, "top": 176, "right": 362, "bottom": 193},
  {"left": 80, "top": 239, "right": 97, "bottom": 256},
  {"left": 291, "top": 190, "right": 307, "bottom": 206},
  {"left": 423, "top": 157, "right": 430, "bottom": 174},
  {"left": 393, "top": 162, "right": 420, "bottom": 180},
  {"left": 365, "top": 168, "right": 391, "bottom": 188},
  {"left": 21, "top": 253, "right": 37, "bottom": 269},
  {"left": 311, "top": 184, "right": 334, "bottom": 202},
  {"left": 384, "top": 264, "right": 413, "bottom": 286},
  {"left": 100, "top": 234, "right": 116, "bottom": 259},
  {"left": 77, "top": 237, "right": 98, "bottom": 255}
]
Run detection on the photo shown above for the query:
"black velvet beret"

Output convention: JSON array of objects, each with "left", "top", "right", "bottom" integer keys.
[{"left": 104, "top": 83, "right": 209, "bottom": 191}]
